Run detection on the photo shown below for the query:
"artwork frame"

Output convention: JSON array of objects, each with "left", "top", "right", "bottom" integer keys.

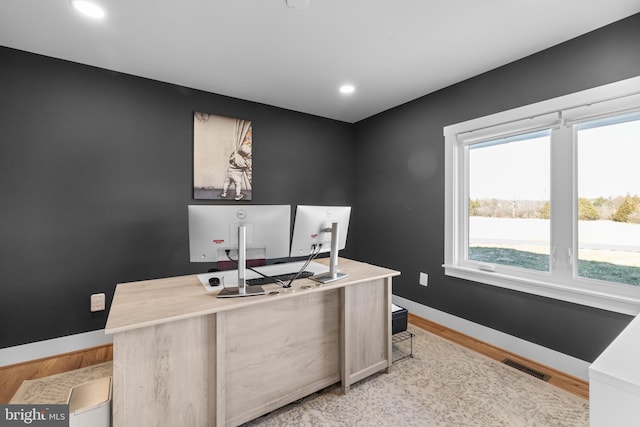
[{"left": 193, "top": 112, "right": 253, "bottom": 201}]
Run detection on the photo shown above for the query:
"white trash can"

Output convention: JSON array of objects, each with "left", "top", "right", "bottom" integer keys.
[{"left": 66, "top": 376, "right": 112, "bottom": 427}]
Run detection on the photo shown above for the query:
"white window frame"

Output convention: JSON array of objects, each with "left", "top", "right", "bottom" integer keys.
[{"left": 444, "top": 76, "right": 640, "bottom": 316}]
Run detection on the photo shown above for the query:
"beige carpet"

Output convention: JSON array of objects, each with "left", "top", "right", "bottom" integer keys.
[{"left": 9, "top": 328, "right": 589, "bottom": 426}]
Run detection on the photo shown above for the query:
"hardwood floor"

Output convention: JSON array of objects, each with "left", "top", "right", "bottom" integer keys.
[
  {"left": 0, "top": 314, "right": 588, "bottom": 404},
  {"left": 0, "top": 344, "right": 112, "bottom": 404}
]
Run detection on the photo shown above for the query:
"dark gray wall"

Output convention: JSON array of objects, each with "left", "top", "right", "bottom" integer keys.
[
  {"left": 0, "top": 46, "right": 354, "bottom": 348},
  {"left": 352, "top": 13, "right": 640, "bottom": 362}
]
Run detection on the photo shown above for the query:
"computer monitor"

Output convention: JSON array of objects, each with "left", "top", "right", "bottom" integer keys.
[
  {"left": 188, "top": 205, "right": 290, "bottom": 262},
  {"left": 290, "top": 205, "right": 351, "bottom": 283},
  {"left": 188, "top": 205, "right": 291, "bottom": 297}
]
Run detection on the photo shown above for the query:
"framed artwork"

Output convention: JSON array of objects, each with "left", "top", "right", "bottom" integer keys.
[{"left": 193, "top": 112, "right": 252, "bottom": 200}]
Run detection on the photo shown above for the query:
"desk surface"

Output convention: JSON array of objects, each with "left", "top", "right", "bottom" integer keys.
[{"left": 105, "top": 257, "right": 400, "bottom": 335}]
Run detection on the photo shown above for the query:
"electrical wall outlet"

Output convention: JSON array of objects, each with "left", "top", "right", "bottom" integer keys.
[
  {"left": 419, "top": 272, "right": 428, "bottom": 287},
  {"left": 90, "top": 293, "right": 106, "bottom": 312}
]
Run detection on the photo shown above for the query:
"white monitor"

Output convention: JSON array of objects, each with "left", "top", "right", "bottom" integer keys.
[
  {"left": 290, "top": 205, "right": 351, "bottom": 283},
  {"left": 188, "top": 205, "right": 291, "bottom": 263},
  {"left": 290, "top": 205, "right": 351, "bottom": 257}
]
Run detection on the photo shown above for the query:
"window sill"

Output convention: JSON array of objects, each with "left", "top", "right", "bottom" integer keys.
[{"left": 443, "top": 264, "right": 640, "bottom": 315}]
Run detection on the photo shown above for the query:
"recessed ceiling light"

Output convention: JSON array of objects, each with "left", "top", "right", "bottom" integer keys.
[
  {"left": 71, "top": 0, "right": 106, "bottom": 19},
  {"left": 339, "top": 84, "right": 355, "bottom": 95}
]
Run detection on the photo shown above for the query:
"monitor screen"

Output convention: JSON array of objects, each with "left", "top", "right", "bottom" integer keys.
[
  {"left": 188, "top": 205, "right": 291, "bottom": 263},
  {"left": 290, "top": 205, "right": 351, "bottom": 257}
]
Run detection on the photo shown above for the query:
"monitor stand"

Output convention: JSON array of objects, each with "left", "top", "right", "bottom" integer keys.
[
  {"left": 217, "top": 225, "right": 265, "bottom": 298},
  {"left": 217, "top": 286, "right": 265, "bottom": 298},
  {"left": 312, "top": 222, "right": 348, "bottom": 284}
]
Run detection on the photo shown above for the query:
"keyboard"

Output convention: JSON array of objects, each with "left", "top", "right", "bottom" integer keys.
[{"left": 247, "top": 270, "right": 314, "bottom": 286}]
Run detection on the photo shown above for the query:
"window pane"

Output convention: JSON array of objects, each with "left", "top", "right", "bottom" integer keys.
[
  {"left": 468, "top": 131, "right": 551, "bottom": 271},
  {"left": 577, "top": 113, "right": 640, "bottom": 286}
]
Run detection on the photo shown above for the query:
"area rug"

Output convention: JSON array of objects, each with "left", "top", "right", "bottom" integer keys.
[
  {"left": 9, "top": 361, "right": 112, "bottom": 404},
  {"left": 244, "top": 326, "right": 589, "bottom": 427}
]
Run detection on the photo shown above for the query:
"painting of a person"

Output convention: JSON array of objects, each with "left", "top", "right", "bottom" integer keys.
[
  {"left": 220, "top": 143, "right": 252, "bottom": 200},
  {"left": 193, "top": 113, "right": 253, "bottom": 200}
]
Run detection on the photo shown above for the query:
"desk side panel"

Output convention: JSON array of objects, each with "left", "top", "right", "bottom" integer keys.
[
  {"left": 344, "top": 279, "right": 390, "bottom": 386},
  {"left": 224, "top": 290, "right": 340, "bottom": 426},
  {"left": 112, "top": 314, "right": 217, "bottom": 427}
]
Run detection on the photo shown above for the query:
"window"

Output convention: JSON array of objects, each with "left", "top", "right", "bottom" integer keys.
[
  {"left": 576, "top": 113, "right": 640, "bottom": 286},
  {"left": 444, "top": 77, "right": 640, "bottom": 315},
  {"left": 468, "top": 131, "right": 551, "bottom": 273}
]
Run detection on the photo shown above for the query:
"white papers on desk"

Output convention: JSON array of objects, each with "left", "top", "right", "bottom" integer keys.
[{"left": 197, "top": 261, "right": 330, "bottom": 292}]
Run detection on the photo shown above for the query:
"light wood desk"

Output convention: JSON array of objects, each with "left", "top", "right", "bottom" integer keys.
[{"left": 105, "top": 257, "right": 400, "bottom": 426}]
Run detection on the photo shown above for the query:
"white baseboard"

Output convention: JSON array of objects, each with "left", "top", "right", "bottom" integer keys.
[
  {"left": 0, "top": 330, "right": 112, "bottom": 367},
  {"left": 393, "top": 295, "right": 591, "bottom": 381}
]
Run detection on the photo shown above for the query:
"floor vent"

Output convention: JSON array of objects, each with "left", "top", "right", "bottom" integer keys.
[{"left": 502, "top": 359, "right": 551, "bottom": 381}]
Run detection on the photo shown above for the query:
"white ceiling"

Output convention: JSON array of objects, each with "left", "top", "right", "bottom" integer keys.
[{"left": 1, "top": 1, "right": 639, "bottom": 123}]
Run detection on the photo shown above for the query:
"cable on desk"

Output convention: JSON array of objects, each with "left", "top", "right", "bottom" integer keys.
[
  {"left": 223, "top": 245, "right": 323, "bottom": 288},
  {"left": 283, "top": 244, "right": 322, "bottom": 288}
]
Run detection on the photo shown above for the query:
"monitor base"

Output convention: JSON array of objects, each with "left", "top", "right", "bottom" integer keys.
[
  {"left": 312, "top": 272, "right": 348, "bottom": 284},
  {"left": 217, "top": 286, "right": 265, "bottom": 298}
]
